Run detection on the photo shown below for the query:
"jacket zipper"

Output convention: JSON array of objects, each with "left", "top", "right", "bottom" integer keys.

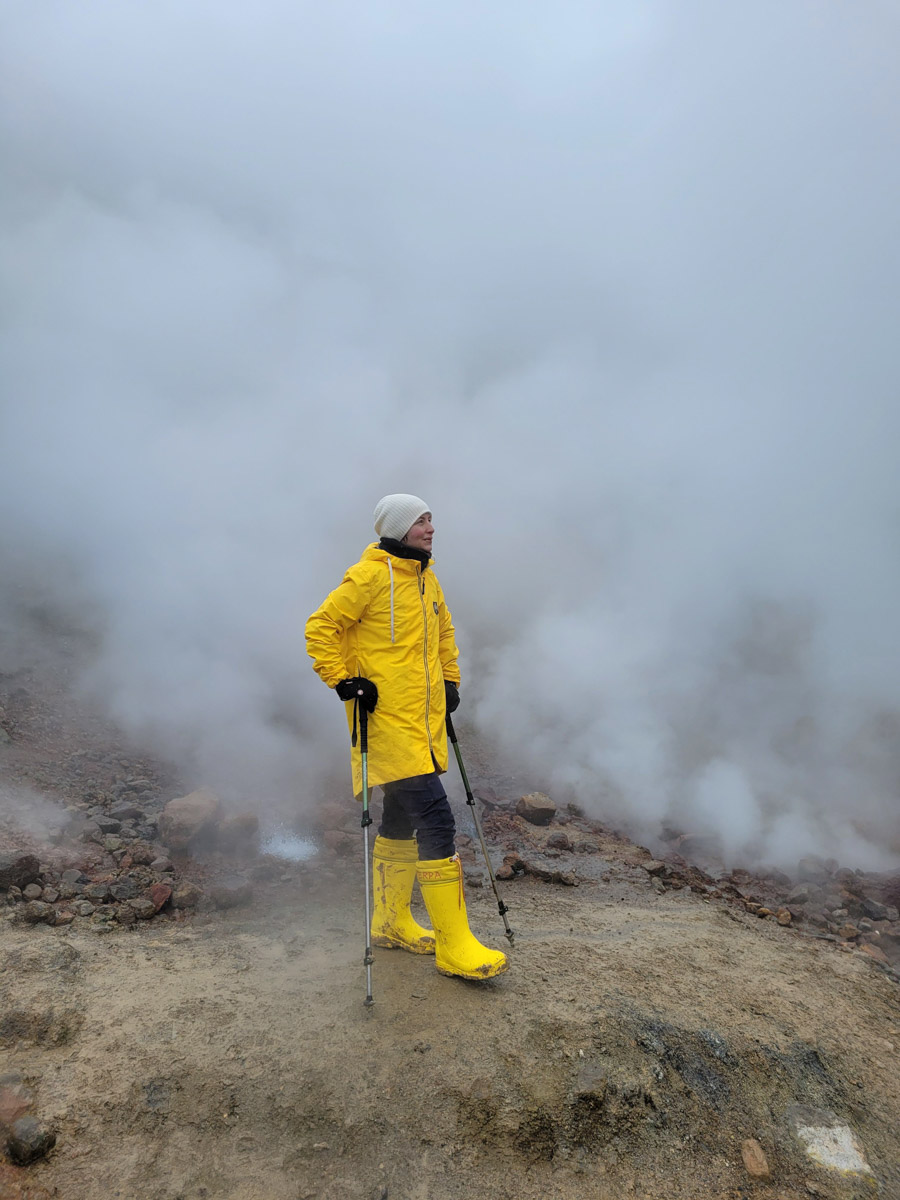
[{"left": 417, "top": 564, "right": 434, "bottom": 756}]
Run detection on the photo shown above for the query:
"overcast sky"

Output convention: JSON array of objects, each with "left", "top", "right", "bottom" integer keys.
[{"left": 2, "top": 1, "right": 899, "bottom": 869}]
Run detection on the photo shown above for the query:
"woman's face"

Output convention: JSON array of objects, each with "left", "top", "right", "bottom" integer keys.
[{"left": 402, "top": 512, "right": 434, "bottom": 554}]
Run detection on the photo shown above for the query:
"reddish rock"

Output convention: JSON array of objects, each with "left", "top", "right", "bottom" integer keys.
[
  {"left": 0, "top": 1076, "right": 33, "bottom": 1130},
  {"left": 741, "top": 1137, "right": 770, "bottom": 1178},
  {"left": 858, "top": 943, "right": 889, "bottom": 964},
  {"left": 150, "top": 883, "right": 173, "bottom": 912},
  {"left": 776, "top": 908, "right": 792, "bottom": 926},
  {"left": 158, "top": 788, "right": 221, "bottom": 851}
]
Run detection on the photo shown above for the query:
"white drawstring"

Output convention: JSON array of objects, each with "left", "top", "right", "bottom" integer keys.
[{"left": 387, "top": 559, "right": 395, "bottom": 643}]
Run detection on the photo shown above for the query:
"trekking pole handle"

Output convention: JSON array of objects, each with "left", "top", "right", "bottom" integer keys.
[{"left": 359, "top": 700, "right": 368, "bottom": 754}]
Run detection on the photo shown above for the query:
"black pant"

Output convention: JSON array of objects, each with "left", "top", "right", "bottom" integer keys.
[{"left": 379, "top": 773, "right": 456, "bottom": 860}]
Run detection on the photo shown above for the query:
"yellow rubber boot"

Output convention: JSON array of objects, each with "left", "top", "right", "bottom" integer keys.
[
  {"left": 416, "top": 856, "right": 508, "bottom": 980},
  {"left": 371, "top": 837, "right": 435, "bottom": 954}
]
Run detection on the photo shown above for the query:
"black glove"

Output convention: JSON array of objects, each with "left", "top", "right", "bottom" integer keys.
[
  {"left": 444, "top": 680, "right": 460, "bottom": 714},
  {"left": 335, "top": 677, "right": 378, "bottom": 713}
]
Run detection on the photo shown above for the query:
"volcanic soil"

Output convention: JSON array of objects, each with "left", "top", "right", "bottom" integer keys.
[{"left": 1, "top": 653, "right": 900, "bottom": 1200}]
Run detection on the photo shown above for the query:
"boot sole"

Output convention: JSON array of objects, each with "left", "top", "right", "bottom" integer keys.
[
  {"left": 372, "top": 934, "right": 436, "bottom": 955},
  {"left": 436, "top": 959, "right": 509, "bottom": 980}
]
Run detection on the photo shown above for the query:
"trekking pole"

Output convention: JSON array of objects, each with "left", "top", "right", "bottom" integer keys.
[
  {"left": 446, "top": 713, "right": 515, "bottom": 946},
  {"left": 358, "top": 702, "right": 375, "bottom": 1008}
]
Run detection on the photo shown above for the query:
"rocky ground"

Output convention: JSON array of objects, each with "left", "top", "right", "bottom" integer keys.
[{"left": 1, "top": 654, "right": 900, "bottom": 1200}]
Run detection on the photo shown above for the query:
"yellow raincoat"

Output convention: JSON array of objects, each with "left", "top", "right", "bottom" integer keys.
[{"left": 305, "top": 543, "right": 461, "bottom": 794}]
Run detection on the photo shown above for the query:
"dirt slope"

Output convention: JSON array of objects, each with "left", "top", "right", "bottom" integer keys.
[
  {"left": 1, "top": 646, "right": 899, "bottom": 1200},
  {"left": 3, "top": 831, "right": 900, "bottom": 1200}
]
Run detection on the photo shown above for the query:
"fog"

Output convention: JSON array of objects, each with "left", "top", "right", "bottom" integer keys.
[{"left": 2, "top": 1, "right": 899, "bottom": 868}]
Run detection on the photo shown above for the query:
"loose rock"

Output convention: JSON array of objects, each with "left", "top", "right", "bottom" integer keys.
[
  {"left": 149, "top": 883, "right": 172, "bottom": 912},
  {"left": 860, "top": 897, "right": 890, "bottom": 921},
  {"left": 109, "top": 878, "right": 140, "bottom": 902},
  {"left": 0, "top": 1074, "right": 33, "bottom": 1128},
  {"left": 158, "top": 788, "right": 221, "bottom": 851},
  {"left": 6, "top": 1115, "right": 56, "bottom": 1165},
  {"left": 0, "top": 852, "right": 41, "bottom": 891},
  {"left": 18, "top": 902, "right": 53, "bottom": 925},
  {"left": 127, "top": 841, "right": 157, "bottom": 866},
  {"left": 208, "top": 878, "right": 253, "bottom": 910},
  {"left": 172, "top": 882, "right": 203, "bottom": 909},
  {"left": 858, "top": 943, "right": 889, "bottom": 964},
  {"left": 545, "top": 831, "right": 571, "bottom": 851},
  {"left": 58, "top": 870, "right": 86, "bottom": 899},
  {"left": 109, "top": 803, "right": 143, "bottom": 821},
  {"left": 515, "top": 792, "right": 557, "bottom": 826},
  {"left": 741, "top": 1137, "right": 770, "bottom": 1178}
]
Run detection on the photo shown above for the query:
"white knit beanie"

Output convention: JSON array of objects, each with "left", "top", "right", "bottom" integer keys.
[{"left": 373, "top": 494, "right": 431, "bottom": 541}]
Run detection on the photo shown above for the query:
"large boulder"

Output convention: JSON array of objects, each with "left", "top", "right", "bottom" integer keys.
[
  {"left": 158, "top": 788, "right": 222, "bottom": 851},
  {"left": 0, "top": 852, "right": 40, "bottom": 891},
  {"left": 515, "top": 792, "right": 557, "bottom": 826}
]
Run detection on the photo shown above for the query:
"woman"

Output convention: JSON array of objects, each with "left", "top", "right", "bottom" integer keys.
[{"left": 305, "top": 493, "right": 507, "bottom": 980}]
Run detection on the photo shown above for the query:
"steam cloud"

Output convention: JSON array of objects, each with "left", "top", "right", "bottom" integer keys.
[{"left": 2, "top": 2, "right": 899, "bottom": 868}]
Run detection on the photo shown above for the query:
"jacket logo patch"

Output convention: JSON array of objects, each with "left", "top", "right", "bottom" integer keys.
[{"left": 433, "top": 601, "right": 439, "bottom": 614}]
